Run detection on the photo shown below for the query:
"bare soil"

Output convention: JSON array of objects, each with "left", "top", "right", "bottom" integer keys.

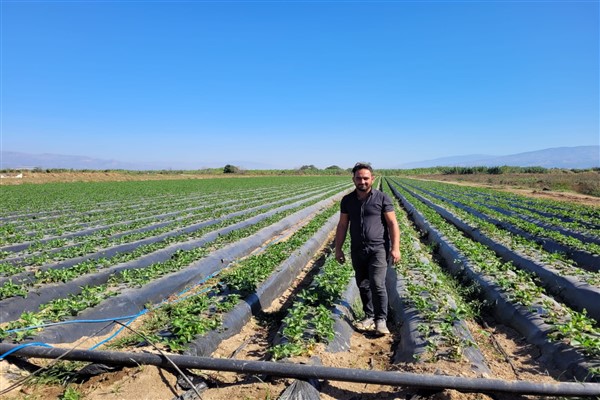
[
  {"left": 412, "top": 177, "right": 600, "bottom": 208},
  {"left": 412, "top": 173, "right": 600, "bottom": 208},
  {"left": 0, "top": 171, "right": 227, "bottom": 185}
]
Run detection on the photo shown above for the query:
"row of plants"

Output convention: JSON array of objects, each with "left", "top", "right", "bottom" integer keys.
[
  {"left": 0, "top": 186, "right": 346, "bottom": 301},
  {"left": 388, "top": 180, "right": 600, "bottom": 361},
  {"left": 392, "top": 179, "right": 600, "bottom": 288},
  {"left": 0, "top": 176, "right": 349, "bottom": 214},
  {"left": 382, "top": 182, "right": 479, "bottom": 363},
  {"left": 5, "top": 181, "right": 341, "bottom": 264},
  {"left": 402, "top": 179, "right": 600, "bottom": 256},
  {"left": 431, "top": 184, "right": 600, "bottom": 239},
  {"left": 483, "top": 196, "right": 600, "bottom": 228},
  {"left": 0, "top": 184, "right": 303, "bottom": 246},
  {"left": 270, "top": 242, "right": 354, "bottom": 360},
  {"left": 413, "top": 179, "right": 600, "bottom": 226},
  {"left": 0, "top": 190, "right": 291, "bottom": 278},
  {"left": 108, "top": 203, "right": 341, "bottom": 353},
  {"left": 0, "top": 191, "right": 345, "bottom": 342},
  {"left": 478, "top": 204, "right": 600, "bottom": 245},
  {"left": 0, "top": 190, "right": 212, "bottom": 242},
  {"left": 0, "top": 183, "right": 228, "bottom": 237},
  {"left": 0, "top": 183, "right": 324, "bottom": 260},
  {"left": 0, "top": 182, "right": 325, "bottom": 251},
  {"left": 0, "top": 198, "right": 204, "bottom": 246},
  {"left": 0, "top": 178, "right": 345, "bottom": 252}
]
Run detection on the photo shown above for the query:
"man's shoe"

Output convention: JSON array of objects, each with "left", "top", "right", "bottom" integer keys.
[
  {"left": 375, "top": 319, "right": 390, "bottom": 335},
  {"left": 356, "top": 317, "right": 375, "bottom": 331}
]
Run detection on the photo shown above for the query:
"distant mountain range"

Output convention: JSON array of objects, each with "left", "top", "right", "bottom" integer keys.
[
  {"left": 0, "top": 151, "right": 276, "bottom": 170},
  {"left": 2, "top": 146, "right": 598, "bottom": 170},
  {"left": 396, "top": 146, "right": 599, "bottom": 169},
  {"left": 1, "top": 152, "right": 143, "bottom": 170}
]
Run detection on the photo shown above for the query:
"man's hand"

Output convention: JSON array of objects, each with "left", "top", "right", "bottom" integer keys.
[
  {"left": 390, "top": 248, "right": 401, "bottom": 264},
  {"left": 335, "top": 214, "right": 349, "bottom": 264},
  {"left": 335, "top": 248, "right": 346, "bottom": 264}
]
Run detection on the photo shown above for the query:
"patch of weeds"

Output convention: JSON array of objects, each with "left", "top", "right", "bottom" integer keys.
[
  {"left": 351, "top": 299, "right": 365, "bottom": 321},
  {"left": 59, "top": 386, "right": 83, "bottom": 400},
  {"left": 30, "top": 361, "right": 87, "bottom": 386}
]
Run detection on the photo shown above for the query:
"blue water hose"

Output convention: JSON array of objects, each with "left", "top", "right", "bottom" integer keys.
[
  {"left": 0, "top": 342, "right": 53, "bottom": 360},
  {"left": 1, "top": 269, "right": 224, "bottom": 354}
]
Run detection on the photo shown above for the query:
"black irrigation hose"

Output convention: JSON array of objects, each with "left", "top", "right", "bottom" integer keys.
[{"left": 2, "top": 344, "right": 600, "bottom": 396}]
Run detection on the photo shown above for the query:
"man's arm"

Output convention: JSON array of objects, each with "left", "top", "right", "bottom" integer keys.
[
  {"left": 384, "top": 211, "right": 401, "bottom": 264},
  {"left": 335, "top": 212, "right": 349, "bottom": 264}
]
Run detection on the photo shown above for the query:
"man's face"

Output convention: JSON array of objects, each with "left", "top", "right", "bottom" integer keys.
[{"left": 352, "top": 168, "right": 373, "bottom": 192}]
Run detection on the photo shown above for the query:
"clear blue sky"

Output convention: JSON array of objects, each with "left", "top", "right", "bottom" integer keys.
[{"left": 1, "top": 0, "right": 598, "bottom": 169}]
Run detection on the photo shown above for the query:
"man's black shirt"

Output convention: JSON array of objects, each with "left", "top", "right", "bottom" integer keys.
[{"left": 340, "top": 189, "right": 394, "bottom": 252}]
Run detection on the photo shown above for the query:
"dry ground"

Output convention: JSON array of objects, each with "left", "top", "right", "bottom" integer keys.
[
  {"left": 0, "top": 171, "right": 227, "bottom": 185},
  {"left": 412, "top": 173, "right": 600, "bottom": 208}
]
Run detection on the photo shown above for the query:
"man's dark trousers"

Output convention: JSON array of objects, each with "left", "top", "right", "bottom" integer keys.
[{"left": 351, "top": 246, "right": 388, "bottom": 321}]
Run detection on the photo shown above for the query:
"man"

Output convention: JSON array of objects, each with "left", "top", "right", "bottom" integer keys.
[{"left": 334, "top": 162, "right": 401, "bottom": 335}]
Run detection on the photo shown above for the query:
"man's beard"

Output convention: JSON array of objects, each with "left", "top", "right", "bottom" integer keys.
[{"left": 357, "top": 185, "right": 369, "bottom": 192}]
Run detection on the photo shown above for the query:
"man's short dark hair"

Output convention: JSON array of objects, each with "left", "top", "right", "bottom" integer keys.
[{"left": 352, "top": 162, "right": 373, "bottom": 175}]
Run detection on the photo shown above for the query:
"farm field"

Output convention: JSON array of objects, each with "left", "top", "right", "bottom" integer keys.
[
  {"left": 0, "top": 176, "right": 599, "bottom": 400},
  {"left": 410, "top": 171, "right": 600, "bottom": 204}
]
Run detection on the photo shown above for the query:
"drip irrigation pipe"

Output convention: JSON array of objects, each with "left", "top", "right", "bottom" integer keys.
[{"left": 1, "top": 344, "right": 599, "bottom": 396}]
